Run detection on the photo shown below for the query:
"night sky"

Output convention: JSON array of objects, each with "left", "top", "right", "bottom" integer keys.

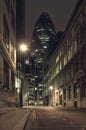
[{"left": 25, "top": 0, "right": 78, "bottom": 43}]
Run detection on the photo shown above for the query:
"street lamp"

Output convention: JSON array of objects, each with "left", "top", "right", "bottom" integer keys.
[
  {"left": 49, "top": 86, "right": 53, "bottom": 106},
  {"left": 20, "top": 44, "right": 28, "bottom": 52},
  {"left": 18, "top": 43, "right": 28, "bottom": 107},
  {"left": 50, "top": 86, "right": 53, "bottom": 92},
  {"left": 27, "top": 92, "right": 29, "bottom": 105}
]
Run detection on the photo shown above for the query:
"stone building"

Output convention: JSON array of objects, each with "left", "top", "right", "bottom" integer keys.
[
  {"left": 0, "top": 0, "right": 16, "bottom": 107},
  {"left": 43, "top": 0, "right": 86, "bottom": 108}
]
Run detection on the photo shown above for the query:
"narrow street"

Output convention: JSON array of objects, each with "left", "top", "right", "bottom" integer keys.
[
  {"left": 0, "top": 106, "right": 86, "bottom": 130},
  {"left": 30, "top": 106, "right": 86, "bottom": 130}
]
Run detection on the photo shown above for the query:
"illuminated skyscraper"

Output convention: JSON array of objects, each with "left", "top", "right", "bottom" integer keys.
[
  {"left": 32, "top": 12, "right": 56, "bottom": 51},
  {"left": 32, "top": 12, "right": 56, "bottom": 105}
]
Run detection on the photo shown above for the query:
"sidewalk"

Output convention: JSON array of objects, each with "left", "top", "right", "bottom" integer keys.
[
  {"left": 55, "top": 106, "right": 86, "bottom": 112},
  {"left": 0, "top": 107, "right": 31, "bottom": 130},
  {"left": 0, "top": 107, "right": 17, "bottom": 115}
]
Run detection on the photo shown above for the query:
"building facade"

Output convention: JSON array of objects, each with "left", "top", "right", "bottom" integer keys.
[
  {"left": 23, "top": 73, "right": 35, "bottom": 106},
  {"left": 43, "top": 0, "right": 86, "bottom": 108},
  {"left": 0, "top": 0, "right": 16, "bottom": 107}
]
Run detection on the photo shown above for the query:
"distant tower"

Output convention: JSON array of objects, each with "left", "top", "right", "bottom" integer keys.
[
  {"left": 32, "top": 12, "right": 56, "bottom": 51},
  {"left": 31, "top": 12, "right": 56, "bottom": 105}
]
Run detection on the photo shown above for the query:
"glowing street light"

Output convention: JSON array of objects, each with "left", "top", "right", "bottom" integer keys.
[
  {"left": 49, "top": 86, "right": 53, "bottom": 92},
  {"left": 17, "top": 43, "right": 29, "bottom": 107},
  {"left": 49, "top": 86, "right": 53, "bottom": 106},
  {"left": 20, "top": 44, "right": 28, "bottom": 52}
]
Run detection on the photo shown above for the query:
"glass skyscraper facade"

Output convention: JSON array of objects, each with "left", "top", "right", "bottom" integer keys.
[{"left": 32, "top": 12, "right": 56, "bottom": 51}]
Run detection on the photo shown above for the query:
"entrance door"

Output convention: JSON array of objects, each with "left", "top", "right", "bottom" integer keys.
[{"left": 59, "top": 95, "right": 62, "bottom": 105}]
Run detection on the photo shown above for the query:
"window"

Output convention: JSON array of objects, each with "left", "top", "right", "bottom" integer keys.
[
  {"left": 68, "top": 86, "right": 72, "bottom": 99},
  {"left": 56, "top": 64, "right": 59, "bottom": 74},
  {"left": 3, "top": 16, "right": 9, "bottom": 51},
  {"left": 59, "top": 61, "right": 62, "bottom": 70},
  {"left": 11, "top": 72, "right": 15, "bottom": 91},
  {"left": 56, "top": 56, "right": 59, "bottom": 63},
  {"left": 68, "top": 48, "right": 72, "bottom": 61},
  {"left": 73, "top": 39, "right": 77, "bottom": 54},
  {"left": 11, "top": 37, "right": 14, "bottom": 61},
  {"left": 74, "top": 41, "right": 77, "bottom": 53},
  {"left": 3, "top": 60, "right": 9, "bottom": 89},
  {"left": 63, "top": 89, "right": 66, "bottom": 100},
  {"left": 74, "top": 84, "right": 79, "bottom": 98},
  {"left": 82, "top": 83, "right": 86, "bottom": 97},
  {"left": 64, "top": 54, "right": 67, "bottom": 66}
]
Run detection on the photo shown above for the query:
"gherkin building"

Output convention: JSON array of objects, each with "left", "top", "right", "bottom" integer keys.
[
  {"left": 31, "top": 12, "right": 56, "bottom": 105},
  {"left": 32, "top": 12, "right": 56, "bottom": 51}
]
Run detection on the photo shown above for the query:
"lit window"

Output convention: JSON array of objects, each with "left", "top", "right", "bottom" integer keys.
[
  {"left": 43, "top": 46, "right": 47, "bottom": 49},
  {"left": 64, "top": 54, "right": 67, "bottom": 66},
  {"left": 56, "top": 64, "right": 59, "bottom": 74},
  {"left": 35, "top": 49, "right": 38, "bottom": 52},
  {"left": 74, "top": 85, "right": 79, "bottom": 98},
  {"left": 56, "top": 56, "right": 59, "bottom": 63}
]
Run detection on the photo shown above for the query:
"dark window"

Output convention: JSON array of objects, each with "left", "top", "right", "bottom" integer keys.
[
  {"left": 11, "top": 37, "right": 14, "bottom": 61},
  {"left": 63, "top": 89, "right": 66, "bottom": 100},
  {"left": 3, "top": 60, "right": 9, "bottom": 89},
  {"left": 82, "top": 83, "right": 86, "bottom": 97},
  {"left": 3, "top": 16, "right": 9, "bottom": 51},
  {"left": 68, "top": 86, "right": 72, "bottom": 99},
  {"left": 59, "top": 95, "right": 62, "bottom": 105},
  {"left": 11, "top": 72, "right": 15, "bottom": 91}
]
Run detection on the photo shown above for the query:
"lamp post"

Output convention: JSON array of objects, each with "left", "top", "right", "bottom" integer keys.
[
  {"left": 20, "top": 44, "right": 28, "bottom": 52},
  {"left": 50, "top": 86, "right": 53, "bottom": 92},
  {"left": 49, "top": 86, "right": 53, "bottom": 106},
  {"left": 18, "top": 43, "right": 28, "bottom": 107},
  {"left": 27, "top": 92, "right": 29, "bottom": 106}
]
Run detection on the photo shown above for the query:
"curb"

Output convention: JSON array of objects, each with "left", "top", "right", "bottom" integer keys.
[{"left": 13, "top": 109, "right": 31, "bottom": 130}]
